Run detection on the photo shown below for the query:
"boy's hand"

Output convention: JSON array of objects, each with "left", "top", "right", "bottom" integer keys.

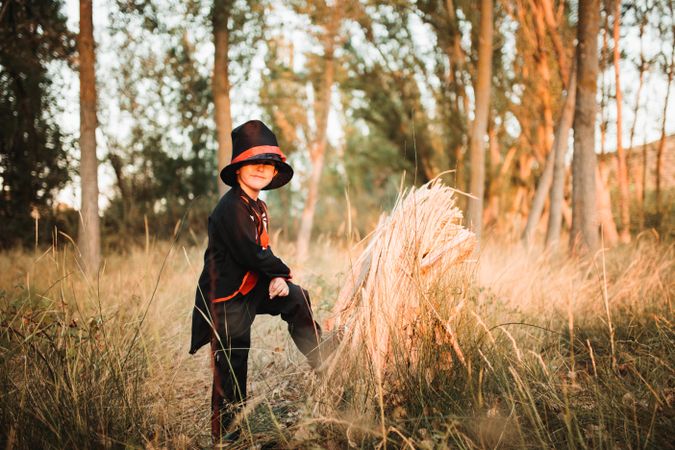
[{"left": 269, "top": 277, "right": 289, "bottom": 299}]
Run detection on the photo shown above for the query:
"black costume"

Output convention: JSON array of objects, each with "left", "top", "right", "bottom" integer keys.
[{"left": 189, "top": 120, "right": 322, "bottom": 441}]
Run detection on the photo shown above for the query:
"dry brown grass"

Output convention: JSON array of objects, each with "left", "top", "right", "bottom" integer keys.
[
  {"left": 298, "top": 232, "right": 673, "bottom": 449},
  {"left": 0, "top": 215, "right": 673, "bottom": 448}
]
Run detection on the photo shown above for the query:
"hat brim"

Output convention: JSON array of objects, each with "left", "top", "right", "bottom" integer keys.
[{"left": 219, "top": 154, "right": 294, "bottom": 190}]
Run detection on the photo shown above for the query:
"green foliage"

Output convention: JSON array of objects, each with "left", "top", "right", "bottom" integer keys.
[
  {"left": 316, "top": 126, "right": 411, "bottom": 238},
  {"left": 0, "top": 0, "right": 75, "bottom": 249},
  {"left": 100, "top": 1, "right": 219, "bottom": 248},
  {"left": 340, "top": 4, "right": 443, "bottom": 185},
  {"left": 212, "top": 0, "right": 265, "bottom": 87},
  {"left": 97, "top": 0, "right": 267, "bottom": 248}
]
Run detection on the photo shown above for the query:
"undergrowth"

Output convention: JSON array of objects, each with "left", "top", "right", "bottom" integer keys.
[{"left": 0, "top": 238, "right": 672, "bottom": 449}]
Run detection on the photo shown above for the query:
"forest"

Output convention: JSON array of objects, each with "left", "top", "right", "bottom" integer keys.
[{"left": 0, "top": 0, "right": 673, "bottom": 448}]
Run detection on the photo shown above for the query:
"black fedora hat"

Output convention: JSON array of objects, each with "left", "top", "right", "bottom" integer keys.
[{"left": 219, "top": 120, "right": 294, "bottom": 190}]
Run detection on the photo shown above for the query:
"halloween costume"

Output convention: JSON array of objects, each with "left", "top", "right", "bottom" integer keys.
[{"left": 190, "top": 120, "right": 322, "bottom": 441}]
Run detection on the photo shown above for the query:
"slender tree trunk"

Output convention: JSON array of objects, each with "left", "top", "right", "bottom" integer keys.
[
  {"left": 596, "top": 13, "right": 620, "bottom": 247},
  {"left": 613, "top": 0, "right": 631, "bottom": 242},
  {"left": 523, "top": 63, "right": 577, "bottom": 245},
  {"left": 546, "top": 66, "right": 577, "bottom": 247},
  {"left": 522, "top": 128, "right": 556, "bottom": 244},
  {"left": 296, "top": 42, "right": 335, "bottom": 262},
  {"left": 570, "top": 0, "right": 600, "bottom": 253},
  {"left": 597, "top": 76, "right": 620, "bottom": 248},
  {"left": 596, "top": 160, "right": 619, "bottom": 245},
  {"left": 467, "top": 0, "right": 493, "bottom": 238},
  {"left": 78, "top": 0, "right": 100, "bottom": 275},
  {"left": 640, "top": 137, "right": 648, "bottom": 228},
  {"left": 454, "top": 144, "right": 464, "bottom": 193},
  {"left": 656, "top": 41, "right": 674, "bottom": 215},
  {"left": 213, "top": 1, "right": 233, "bottom": 196},
  {"left": 483, "top": 122, "right": 500, "bottom": 227},
  {"left": 628, "top": 27, "right": 646, "bottom": 228},
  {"left": 445, "top": 0, "right": 469, "bottom": 194},
  {"left": 520, "top": 3, "right": 565, "bottom": 245}
]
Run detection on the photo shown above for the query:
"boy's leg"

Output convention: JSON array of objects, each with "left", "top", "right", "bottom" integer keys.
[
  {"left": 210, "top": 298, "right": 255, "bottom": 441},
  {"left": 258, "top": 282, "right": 323, "bottom": 367}
]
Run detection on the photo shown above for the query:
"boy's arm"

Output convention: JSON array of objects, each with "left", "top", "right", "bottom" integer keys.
[{"left": 217, "top": 201, "right": 291, "bottom": 279}]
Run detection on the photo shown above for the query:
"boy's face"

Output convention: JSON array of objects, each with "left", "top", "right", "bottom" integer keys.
[{"left": 236, "top": 162, "right": 278, "bottom": 193}]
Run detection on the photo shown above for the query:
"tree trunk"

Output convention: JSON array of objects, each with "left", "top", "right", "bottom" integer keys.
[
  {"left": 483, "top": 122, "right": 500, "bottom": 227},
  {"left": 454, "top": 144, "right": 464, "bottom": 194},
  {"left": 628, "top": 23, "right": 646, "bottom": 228},
  {"left": 295, "top": 42, "right": 335, "bottom": 262},
  {"left": 445, "top": 0, "right": 470, "bottom": 196},
  {"left": 520, "top": 4, "right": 568, "bottom": 245},
  {"left": 596, "top": 160, "right": 619, "bottom": 246},
  {"left": 640, "top": 138, "right": 648, "bottom": 228},
  {"left": 78, "top": 0, "right": 100, "bottom": 275},
  {"left": 656, "top": 43, "right": 674, "bottom": 216},
  {"left": 213, "top": 1, "right": 233, "bottom": 196},
  {"left": 546, "top": 67, "right": 577, "bottom": 247},
  {"left": 570, "top": 0, "right": 600, "bottom": 253},
  {"left": 613, "top": 0, "right": 631, "bottom": 243},
  {"left": 524, "top": 63, "right": 577, "bottom": 245},
  {"left": 466, "top": 0, "right": 493, "bottom": 239}
]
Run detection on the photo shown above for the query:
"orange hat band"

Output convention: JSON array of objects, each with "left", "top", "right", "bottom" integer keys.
[{"left": 230, "top": 145, "right": 287, "bottom": 164}]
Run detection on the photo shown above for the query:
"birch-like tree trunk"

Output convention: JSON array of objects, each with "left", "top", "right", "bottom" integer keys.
[
  {"left": 524, "top": 63, "right": 577, "bottom": 245},
  {"left": 570, "top": 0, "right": 600, "bottom": 253},
  {"left": 656, "top": 38, "right": 674, "bottom": 215},
  {"left": 546, "top": 67, "right": 577, "bottom": 247},
  {"left": 78, "top": 0, "right": 100, "bottom": 275},
  {"left": 628, "top": 17, "right": 646, "bottom": 225},
  {"left": 296, "top": 34, "right": 336, "bottom": 262},
  {"left": 613, "top": 0, "right": 631, "bottom": 242},
  {"left": 520, "top": 0, "right": 565, "bottom": 245},
  {"left": 445, "top": 0, "right": 469, "bottom": 193},
  {"left": 640, "top": 137, "right": 648, "bottom": 228},
  {"left": 213, "top": 1, "right": 233, "bottom": 196},
  {"left": 466, "top": 0, "right": 493, "bottom": 239}
]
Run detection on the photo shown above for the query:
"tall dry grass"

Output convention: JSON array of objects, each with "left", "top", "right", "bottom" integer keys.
[
  {"left": 298, "top": 234, "right": 673, "bottom": 449},
  {"left": 0, "top": 225, "right": 672, "bottom": 448}
]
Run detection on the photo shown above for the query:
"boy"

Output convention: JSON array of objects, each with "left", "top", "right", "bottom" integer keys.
[{"left": 189, "top": 120, "right": 323, "bottom": 443}]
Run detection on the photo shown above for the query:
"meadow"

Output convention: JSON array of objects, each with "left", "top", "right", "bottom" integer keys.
[{"left": 0, "top": 230, "right": 672, "bottom": 449}]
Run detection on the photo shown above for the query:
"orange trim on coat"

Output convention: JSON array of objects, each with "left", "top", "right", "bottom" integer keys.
[
  {"left": 212, "top": 194, "right": 272, "bottom": 304},
  {"left": 230, "top": 146, "right": 286, "bottom": 164},
  {"left": 212, "top": 271, "right": 260, "bottom": 303}
]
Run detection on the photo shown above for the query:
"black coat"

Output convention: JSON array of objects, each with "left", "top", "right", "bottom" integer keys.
[{"left": 189, "top": 185, "right": 291, "bottom": 354}]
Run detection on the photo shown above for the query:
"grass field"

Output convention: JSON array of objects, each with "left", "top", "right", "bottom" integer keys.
[{"left": 0, "top": 233, "right": 672, "bottom": 449}]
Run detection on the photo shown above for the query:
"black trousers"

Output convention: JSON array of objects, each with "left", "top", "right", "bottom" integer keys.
[{"left": 209, "top": 278, "right": 322, "bottom": 439}]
